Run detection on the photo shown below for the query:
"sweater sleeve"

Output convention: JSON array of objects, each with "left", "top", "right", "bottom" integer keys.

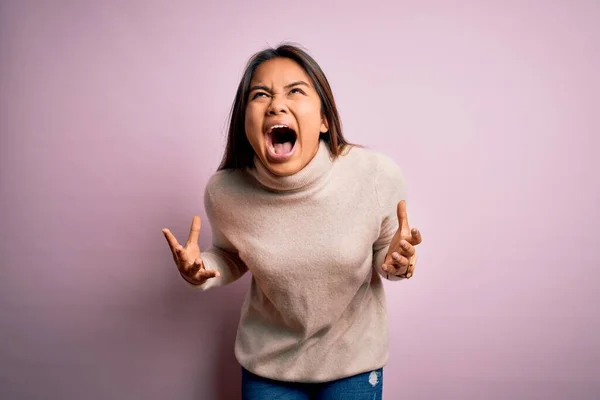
[
  {"left": 372, "top": 154, "right": 408, "bottom": 281},
  {"left": 191, "top": 179, "right": 249, "bottom": 291}
]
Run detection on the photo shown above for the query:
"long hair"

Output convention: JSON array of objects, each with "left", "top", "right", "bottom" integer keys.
[{"left": 218, "top": 44, "right": 353, "bottom": 171}]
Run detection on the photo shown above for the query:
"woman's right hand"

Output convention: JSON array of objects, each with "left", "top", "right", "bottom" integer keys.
[{"left": 162, "top": 216, "right": 220, "bottom": 285}]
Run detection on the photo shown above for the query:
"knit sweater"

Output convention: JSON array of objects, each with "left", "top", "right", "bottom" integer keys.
[{"left": 198, "top": 140, "right": 407, "bottom": 383}]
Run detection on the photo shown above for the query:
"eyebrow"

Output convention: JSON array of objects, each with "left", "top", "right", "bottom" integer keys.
[{"left": 249, "top": 80, "right": 310, "bottom": 93}]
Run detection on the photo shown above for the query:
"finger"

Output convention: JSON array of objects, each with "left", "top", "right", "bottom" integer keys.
[
  {"left": 382, "top": 261, "right": 408, "bottom": 276},
  {"left": 409, "top": 228, "right": 422, "bottom": 245},
  {"left": 168, "top": 247, "right": 178, "bottom": 264},
  {"left": 406, "top": 253, "right": 417, "bottom": 278},
  {"left": 186, "top": 216, "right": 201, "bottom": 246},
  {"left": 406, "top": 262, "right": 415, "bottom": 278},
  {"left": 162, "top": 228, "right": 181, "bottom": 252},
  {"left": 188, "top": 257, "right": 203, "bottom": 275},
  {"left": 392, "top": 252, "right": 410, "bottom": 268},
  {"left": 396, "top": 200, "right": 410, "bottom": 234},
  {"left": 175, "top": 245, "right": 192, "bottom": 267},
  {"left": 382, "top": 263, "right": 396, "bottom": 274},
  {"left": 163, "top": 231, "right": 177, "bottom": 256},
  {"left": 163, "top": 229, "right": 182, "bottom": 263},
  {"left": 383, "top": 249, "right": 408, "bottom": 268},
  {"left": 398, "top": 240, "right": 416, "bottom": 258},
  {"left": 182, "top": 268, "right": 220, "bottom": 285},
  {"left": 194, "top": 269, "right": 220, "bottom": 281}
]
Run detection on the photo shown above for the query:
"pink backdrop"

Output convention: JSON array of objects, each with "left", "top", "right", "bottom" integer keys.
[{"left": 1, "top": 1, "right": 598, "bottom": 399}]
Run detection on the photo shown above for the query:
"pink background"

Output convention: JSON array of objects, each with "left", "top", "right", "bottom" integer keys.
[{"left": 1, "top": 1, "right": 598, "bottom": 399}]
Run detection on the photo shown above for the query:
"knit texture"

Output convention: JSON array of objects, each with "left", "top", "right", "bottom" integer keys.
[{"left": 198, "top": 140, "right": 407, "bottom": 382}]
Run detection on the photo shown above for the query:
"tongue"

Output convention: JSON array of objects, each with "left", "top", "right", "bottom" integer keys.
[{"left": 273, "top": 141, "right": 293, "bottom": 154}]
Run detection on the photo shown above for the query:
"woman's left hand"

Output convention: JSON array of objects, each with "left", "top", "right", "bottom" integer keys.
[{"left": 382, "top": 200, "right": 422, "bottom": 278}]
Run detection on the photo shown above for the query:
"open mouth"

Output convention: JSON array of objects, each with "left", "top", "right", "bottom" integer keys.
[{"left": 266, "top": 125, "right": 297, "bottom": 160}]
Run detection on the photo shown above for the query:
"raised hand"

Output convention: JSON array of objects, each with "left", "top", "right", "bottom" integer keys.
[
  {"left": 162, "top": 216, "right": 220, "bottom": 285},
  {"left": 382, "top": 200, "right": 422, "bottom": 278}
]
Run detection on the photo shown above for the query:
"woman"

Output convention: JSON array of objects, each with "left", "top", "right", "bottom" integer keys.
[{"left": 162, "top": 44, "right": 422, "bottom": 400}]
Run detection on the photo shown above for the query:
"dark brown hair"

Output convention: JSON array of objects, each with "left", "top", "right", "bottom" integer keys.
[{"left": 218, "top": 43, "right": 353, "bottom": 171}]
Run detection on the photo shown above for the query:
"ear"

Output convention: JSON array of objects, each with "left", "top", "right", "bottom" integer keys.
[{"left": 320, "top": 115, "right": 329, "bottom": 133}]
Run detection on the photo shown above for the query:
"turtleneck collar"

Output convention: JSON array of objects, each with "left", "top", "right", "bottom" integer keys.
[{"left": 246, "top": 140, "right": 334, "bottom": 193}]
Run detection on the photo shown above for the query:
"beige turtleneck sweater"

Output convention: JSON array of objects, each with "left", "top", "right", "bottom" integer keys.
[{"left": 197, "top": 140, "right": 407, "bottom": 383}]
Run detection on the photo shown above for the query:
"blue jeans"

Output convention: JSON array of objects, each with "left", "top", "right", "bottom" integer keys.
[{"left": 241, "top": 367, "right": 383, "bottom": 400}]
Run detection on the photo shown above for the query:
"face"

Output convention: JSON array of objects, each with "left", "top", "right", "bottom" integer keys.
[{"left": 245, "top": 57, "right": 328, "bottom": 176}]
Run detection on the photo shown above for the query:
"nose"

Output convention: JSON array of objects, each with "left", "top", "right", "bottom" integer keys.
[{"left": 266, "top": 97, "right": 288, "bottom": 115}]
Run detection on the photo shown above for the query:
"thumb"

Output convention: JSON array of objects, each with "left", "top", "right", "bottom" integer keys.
[{"left": 396, "top": 200, "right": 409, "bottom": 233}]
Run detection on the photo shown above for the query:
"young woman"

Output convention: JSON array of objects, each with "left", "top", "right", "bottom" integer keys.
[{"left": 162, "top": 44, "right": 423, "bottom": 400}]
